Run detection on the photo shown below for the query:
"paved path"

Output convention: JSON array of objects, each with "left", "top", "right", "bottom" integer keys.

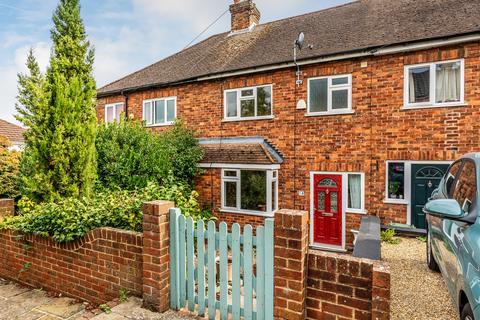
[
  {"left": 382, "top": 237, "right": 457, "bottom": 320},
  {"left": 0, "top": 279, "right": 192, "bottom": 320}
]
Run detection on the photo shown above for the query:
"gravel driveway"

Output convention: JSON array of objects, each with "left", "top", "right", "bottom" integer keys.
[{"left": 382, "top": 237, "right": 457, "bottom": 320}]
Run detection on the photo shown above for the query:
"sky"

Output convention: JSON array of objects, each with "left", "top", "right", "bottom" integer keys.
[{"left": 0, "top": 0, "right": 352, "bottom": 125}]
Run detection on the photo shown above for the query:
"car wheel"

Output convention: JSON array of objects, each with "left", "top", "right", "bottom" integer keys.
[
  {"left": 427, "top": 230, "right": 439, "bottom": 272},
  {"left": 461, "top": 302, "right": 474, "bottom": 320}
]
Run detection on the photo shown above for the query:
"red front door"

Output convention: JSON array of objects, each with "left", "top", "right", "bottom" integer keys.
[{"left": 313, "top": 174, "right": 342, "bottom": 246}]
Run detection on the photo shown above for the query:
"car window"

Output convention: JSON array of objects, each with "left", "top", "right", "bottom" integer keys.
[
  {"left": 452, "top": 161, "right": 477, "bottom": 212},
  {"left": 445, "top": 161, "right": 463, "bottom": 197}
]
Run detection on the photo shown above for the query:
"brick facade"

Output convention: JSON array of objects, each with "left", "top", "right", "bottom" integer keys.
[
  {"left": 97, "top": 42, "right": 480, "bottom": 247},
  {"left": 0, "top": 199, "right": 14, "bottom": 219}
]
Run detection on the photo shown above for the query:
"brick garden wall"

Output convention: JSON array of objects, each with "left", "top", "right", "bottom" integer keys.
[
  {"left": 0, "top": 227, "right": 144, "bottom": 304},
  {"left": 307, "top": 251, "right": 390, "bottom": 320},
  {"left": 0, "top": 199, "right": 14, "bottom": 219}
]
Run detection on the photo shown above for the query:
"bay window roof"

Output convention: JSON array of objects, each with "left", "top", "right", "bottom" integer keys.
[{"left": 199, "top": 137, "right": 283, "bottom": 165}]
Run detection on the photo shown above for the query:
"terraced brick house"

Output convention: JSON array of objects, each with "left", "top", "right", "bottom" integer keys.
[{"left": 96, "top": 0, "right": 480, "bottom": 251}]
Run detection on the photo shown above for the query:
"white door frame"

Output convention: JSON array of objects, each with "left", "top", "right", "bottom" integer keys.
[{"left": 310, "top": 171, "right": 364, "bottom": 252}]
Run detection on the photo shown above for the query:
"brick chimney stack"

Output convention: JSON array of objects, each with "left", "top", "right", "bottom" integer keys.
[{"left": 230, "top": 0, "right": 261, "bottom": 32}]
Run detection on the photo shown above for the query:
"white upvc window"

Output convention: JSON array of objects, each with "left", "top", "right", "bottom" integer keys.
[
  {"left": 404, "top": 59, "right": 465, "bottom": 109},
  {"left": 105, "top": 103, "right": 124, "bottom": 123},
  {"left": 221, "top": 169, "right": 278, "bottom": 216},
  {"left": 143, "top": 97, "right": 176, "bottom": 126},
  {"left": 307, "top": 74, "right": 352, "bottom": 115},
  {"left": 224, "top": 85, "right": 273, "bottom": 121},
  {"left": 346, "top": 173, "right": 365, "bottom": 213}
]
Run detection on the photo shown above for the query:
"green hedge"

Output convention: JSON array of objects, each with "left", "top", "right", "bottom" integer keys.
[
  {"left": 96, "top": 120, "right": 203, "bottom": 190},
  {"left": 0, "top": 181, "right": 213, "bottom": 243}
]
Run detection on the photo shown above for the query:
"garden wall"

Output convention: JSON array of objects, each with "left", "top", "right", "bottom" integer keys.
[{"left": 0, "top": 227, "right": 143, "bottom": 304}]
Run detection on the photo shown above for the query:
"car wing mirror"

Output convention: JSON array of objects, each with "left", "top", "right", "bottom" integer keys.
[{"left": 423, "top": 199, "right": 464, "bottom": 220}]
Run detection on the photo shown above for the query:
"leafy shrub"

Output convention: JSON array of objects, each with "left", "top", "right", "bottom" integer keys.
[
  {"left": 96, "top": 120, "right": 203, "bottom": 190},
  {"left": 0, "top": 136, "right": 21, "bottom": 199},
  {"left": 0, "top": 181, "right": 214, "bottom": 243},
  {"left": 381, "top": 229, "right": 401, "bottom": 244}
]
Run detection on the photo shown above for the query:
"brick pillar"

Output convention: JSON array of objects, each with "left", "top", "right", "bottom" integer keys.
[
  {"left": 0, "top": 199, "right": 14, "bottom": 219},
  {"left": 142, "top": 200, "right": 174, "bottom": 312},
  {"left": 274, "top": 209, "right": 309, "bottom": 320},
  {"left": 371, "top": 263, "right": 390, "bottom": 320}
]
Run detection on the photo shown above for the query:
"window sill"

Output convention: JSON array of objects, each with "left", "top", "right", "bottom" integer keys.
[
  {"left": 305, "top": 110, "right": 355, "bottom": 117},
  {"left": 222, "top": 115, "right": 275, "bottom": 123},
  {"left": 219, "top": 208, "right": 275, "bottom": 218},
  {"left": 402, "top": 102, "right": 468, "bottom": 110},
  {"left": 145, "top": 122, "right": 174, "bottom": 128},
  {"left": 383, "top": 199, "right": 409, "bottom": 205},
  {"left": 346, "top": 209, "right": 368, "bottom": 215}
]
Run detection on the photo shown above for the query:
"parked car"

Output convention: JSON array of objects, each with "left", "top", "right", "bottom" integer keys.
[{"left": 424, "top": 153, "right": 480, "bottom": 320}]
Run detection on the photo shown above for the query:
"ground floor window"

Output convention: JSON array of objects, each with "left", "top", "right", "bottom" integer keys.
[
  {"left": 221, "top": 169, "right": 278, "bottom": 215},
  {"left": 387, "top": 162, "right": 405, "bottom": 200},
  {"left": 347, "top": 173, "right": 364, "bottom": 212}
]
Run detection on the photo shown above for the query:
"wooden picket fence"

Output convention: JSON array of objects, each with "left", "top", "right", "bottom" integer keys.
[{"left": 169, "top": 208, "right": 274, "bottom": 320}]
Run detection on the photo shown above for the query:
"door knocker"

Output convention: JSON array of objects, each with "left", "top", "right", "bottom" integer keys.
[
  {"left": 428, "top": 180, "right": 433, "bottom": 188},
  {"left": 325, "top": 189, "right": 330, "bottom": 195}
]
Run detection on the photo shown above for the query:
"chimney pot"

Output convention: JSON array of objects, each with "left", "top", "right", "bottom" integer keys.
[{"left": 230, "top": 0, "right": 260, "bottom": 33}]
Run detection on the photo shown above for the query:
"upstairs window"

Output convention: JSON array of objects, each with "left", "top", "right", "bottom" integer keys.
[
  {"left": 404, "top": 60, "right": 464, "bottom": 108},
  {"left": 105, "top": 103, "right": 124, "bottom": 123},
  {"left": 224, "top": 85, "right": 273, "bottom": 120},
  {"left": 308, "top": 75, "right": 352, "bottom": 115},
  {"left": 143, "top": 97, "right": 176, "bottom": 126}
]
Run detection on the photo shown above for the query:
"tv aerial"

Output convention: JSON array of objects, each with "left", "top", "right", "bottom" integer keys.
[{"left": 293, "top": 32, "right": 312, "bottom": 87}]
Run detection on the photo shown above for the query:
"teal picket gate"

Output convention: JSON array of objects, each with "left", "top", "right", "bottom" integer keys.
[{"left": 169, "top": 208, "right": 274, "bottom": 320}]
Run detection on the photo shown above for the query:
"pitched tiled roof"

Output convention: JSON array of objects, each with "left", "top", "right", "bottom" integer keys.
[
  {"left": 0, "top": 119, "right": 25, "bottom": 143},
  {"left": 199, "top": 137, "right": 283, "bottom": 165},
  {"left": 98, "top": 0, "right": 480, "bottom": 96}
]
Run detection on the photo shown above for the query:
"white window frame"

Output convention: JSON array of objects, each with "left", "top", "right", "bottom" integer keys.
[
  {"left": 307, "top": 74, "right": 353, "bottom": 116},
  {"left": 403, "top": 59, "right": 465, "bottom": 109},
  {"left": 385, "top": 161, "right": 408, "bottom": 204},
  {"left": 220, "top": 168, "right": 278, "bottom": 217},
  {"left": 346, "top": 172, "right": 366, "bottom": 214},
  {"left": 223, "top": 84, "right": 274, "bottom": 121},
  {"left": 104, "top": 102, "right": 125, "bottom": 124},
  {"left": 142, "top": 97, "right": 177, "bottom": 127}
]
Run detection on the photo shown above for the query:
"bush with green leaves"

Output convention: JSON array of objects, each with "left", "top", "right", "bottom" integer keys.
[
  {"left": 96, "top": 120, "right": 203, "bottom": 190},
  {"left": 381, "top": 229, "right": 401, "bottom": 244},
  {"left": 0, "top": 181, "right": 213, "bottom": 243}
]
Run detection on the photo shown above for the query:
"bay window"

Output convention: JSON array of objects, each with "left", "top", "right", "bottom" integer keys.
[
  {"left": 224, "top": 85, "right": 273, "bottom": 120},
  {"left": 143, "top": 97, "right": 176, "bottom": 126},
  {"left": 221, "top": 169, "right": 278, "bottom": 215},
  {"left": 404, "top": 60, "right": 464, "bottom": 108}
]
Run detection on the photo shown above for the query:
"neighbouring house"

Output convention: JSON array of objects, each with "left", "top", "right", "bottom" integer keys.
[
  {"left": 96, "top": 0, "right": 480, "bottom": 251},
  {"left": 0, "top": 119, "right": 25, "bottom": 151}
]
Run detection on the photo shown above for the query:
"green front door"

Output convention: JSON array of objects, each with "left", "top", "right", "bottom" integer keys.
[{"left": 411, "top": 164, "right": 449, "bottom": 229}]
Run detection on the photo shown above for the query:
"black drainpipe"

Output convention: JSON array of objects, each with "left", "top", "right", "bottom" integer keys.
[{"left": 121, "top": 90, "right": 129, "bottom": 119}]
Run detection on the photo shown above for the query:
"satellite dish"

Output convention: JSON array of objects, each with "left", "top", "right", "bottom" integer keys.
[{"left": 295, "top": 32, "right": 305, "bottom": 50}]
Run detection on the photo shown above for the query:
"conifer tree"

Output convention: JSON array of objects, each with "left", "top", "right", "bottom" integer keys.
[{"left": 16, "top": 0, "right": 97, "bottom": 202}]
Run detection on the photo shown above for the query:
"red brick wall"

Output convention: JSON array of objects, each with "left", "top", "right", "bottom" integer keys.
[
  {"left": 0, "top": 228, "right": 143, "bottom": 304},
  {"left": 307, "top": 250, "right": 390, "bottom": 320},
  {"left": 0, "top": 199, "right": 14, "bottom": 219},
  {"left": 97, "top": 42, "right": 480, "bottom": 238}
]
